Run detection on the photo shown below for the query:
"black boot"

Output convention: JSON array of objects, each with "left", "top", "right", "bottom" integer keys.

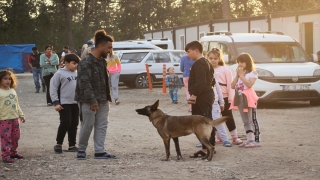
[{"left": 42, "top": 85, "right": 46, "bottom": 92}]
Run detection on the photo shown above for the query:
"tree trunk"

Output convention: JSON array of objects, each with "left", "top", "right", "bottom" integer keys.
[
  {"left": 61, "top": 0, "right": 75, "bottom": 52},
  {"left": 83, "top": 0, "right": 90, "bottom": 43},
  {"left": 222, "top": 0, "right": 231, "bottom": 19}
]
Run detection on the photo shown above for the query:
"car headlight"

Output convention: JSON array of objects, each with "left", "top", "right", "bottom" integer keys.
[
  {"left": 256, "top": 68, "right": 274, "bottom": 77},
  {"left": 313, "top": 69, "right": 320, "bottom": 76}
]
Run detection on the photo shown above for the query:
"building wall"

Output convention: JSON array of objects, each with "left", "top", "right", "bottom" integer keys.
[
  {"left": 230, "top": 21, "right": 248, "bottom": 33},
  {"left": 144, "top": 33, "right": 152, "bottom": 39},
  {"left": 213, "top": 23, "right": 228, "bottom": 32},
  {"left": 250, "top": 20, "right": 268, "bottom": 32},
  {"left": 299, "top": 14, "right": 320, "bottom": 54},
  {"left": 153, "top": 32, "right": 162, "bottom": 39},
  {"left": 199, "top": 24, "right": 210, "bottom": 38},
  {"left": 175, "top": 29, "right": 185, "bottom": 50},
  {"left": 163, "top": 31, "right": 172, "bottom": 40},
  {"left": 186, "top": 27, "right": 197, "bottom": 44}
]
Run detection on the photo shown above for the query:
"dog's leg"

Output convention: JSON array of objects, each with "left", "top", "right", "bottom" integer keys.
[
  {"left": 161, "top": 137, "right": 171, "bottom": 161},
  {"left": 172, "top": 137, "right": 183, "bottom": 160},
  {"left": 200, "top": 139, "right": 213, "bottom": 161}
]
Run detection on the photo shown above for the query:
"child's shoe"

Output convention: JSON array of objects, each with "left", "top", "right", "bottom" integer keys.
[
  {"left": 232, "top": 137, "right": 243, "bottom": 145},
  {"left": 223, "top": 141, "right": 232, "bottom": 147},
  {"left": 10, "top": 154, "right": 24, "bottom": 159},
  {"left": 3, "top": 158, "right": 14, "bottom": 163}
]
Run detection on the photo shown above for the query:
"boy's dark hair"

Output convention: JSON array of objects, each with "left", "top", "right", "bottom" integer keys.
[
  {"left": 94, "top": 30, "right": 114, "bottom": 47},
  {"left": 32, "top": 47, "right": 37, "bottom": 51},
  {"left": 44, "top": 45, "right": 53, "bottom": 50},
  {"left": 167, "top": 67, "right": 174, "bottom": 72},
  {"left": 236, "top": 53, "right": 255, "bottom": 72},
  {"left": 63, "top": 45, "right": 69, "bottom": 49},
  {"left": 0, "top": 69, "right": 17, "bottom": 88},
  {"left": 185, "top": 41, "right": 203, "bottom": 53},
  {"left": 64, "top": 53, "right": 80, "bottom": 63}
]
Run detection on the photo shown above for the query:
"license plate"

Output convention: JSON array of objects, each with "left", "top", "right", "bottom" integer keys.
[{"left": 281, "top": 84, "right": 310, "bottom": 91}]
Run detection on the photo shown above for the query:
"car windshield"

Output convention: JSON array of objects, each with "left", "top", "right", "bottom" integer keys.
[
  {"left": 120, "top": 52, "right": 148, "bottom": 64},
  {"left": 234, "top": 42, "right": 309, "bottom": 63},
  {"left": 171, "top": 52, "right": 186, "bottom": 63}
]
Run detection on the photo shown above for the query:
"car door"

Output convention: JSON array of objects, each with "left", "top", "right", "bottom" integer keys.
[{"left": 145, "top": 52, "right": 173, "bottom": 80}]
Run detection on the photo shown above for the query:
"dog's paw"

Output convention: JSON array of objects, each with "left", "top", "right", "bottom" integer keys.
[{"left": 177, "top": 155, "right": 184, "bottom": 161}]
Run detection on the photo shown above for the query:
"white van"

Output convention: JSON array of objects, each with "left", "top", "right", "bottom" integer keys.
[
  {"left": 199, "top": 32, "right": 320, "bottom": 105},
  {"left": 82, "top": 41, "right": 162, "bottom": 53},
  {"left": 124, "top": 38, "right": 175, "bottom": 50}
]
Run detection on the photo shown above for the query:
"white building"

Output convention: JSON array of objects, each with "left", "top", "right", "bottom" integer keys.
[{"left": 144, "top": 9, "right": 320, "bottom": 55}]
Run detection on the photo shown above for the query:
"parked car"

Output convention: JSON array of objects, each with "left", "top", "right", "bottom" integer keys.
[
  {"left": 118, "top": 50, "right": 186, "bottom": 88},
  {"left": 200, "top": 31, "right": 320, "bottom": 105}
]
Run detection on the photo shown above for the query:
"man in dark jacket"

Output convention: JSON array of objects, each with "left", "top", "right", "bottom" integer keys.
[
  {"left": 28, "top": 47, "right": 45, "bottom": 93},
  {"left": 75, "top": 29, "right": 116, "bottom": 160}
]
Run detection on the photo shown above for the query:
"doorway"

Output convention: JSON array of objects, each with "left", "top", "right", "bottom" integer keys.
[{"left": 304, "top": 22, "right": 313, "bottom": 55}]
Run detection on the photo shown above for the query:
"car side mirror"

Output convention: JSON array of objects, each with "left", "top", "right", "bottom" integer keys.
[
  {"left": 311, "top": 54, "right": 318, "bottom": 62},
  {"left": 223, "top": 54, "right": 229, "bottom": 63}
]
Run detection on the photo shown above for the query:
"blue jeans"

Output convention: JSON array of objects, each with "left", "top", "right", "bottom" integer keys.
[
  {"left": 169, "top": 88, "right": 179, "bottom": 102},
  {"left": 32, "top": 68, "right": 45, "bottom": 91}
]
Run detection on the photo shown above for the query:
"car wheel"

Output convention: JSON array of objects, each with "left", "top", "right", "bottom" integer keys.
[
  {"left": 135, "top": 74, "right": 152, "bottom": 88},
  {"left": 123, "top": 81, "right": 136, "bottom": 88},
  {"left": 310, "top": 100, "right": 320, "bottom": 106}
]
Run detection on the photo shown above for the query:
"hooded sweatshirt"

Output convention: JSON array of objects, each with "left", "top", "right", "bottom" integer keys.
[{"left": 50, "top": 68, "right": 77, "bottom": 106}]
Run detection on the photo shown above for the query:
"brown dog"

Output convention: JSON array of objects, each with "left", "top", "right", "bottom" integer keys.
[{"left": 135, "top": 100, "right": 229, "bottom": 161}]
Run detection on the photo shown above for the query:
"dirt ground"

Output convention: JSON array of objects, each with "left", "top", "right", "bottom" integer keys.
[{"left": 0, "top": 74, "right": 319, "bottom": 180}]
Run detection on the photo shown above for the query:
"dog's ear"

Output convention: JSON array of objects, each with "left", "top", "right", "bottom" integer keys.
[{"left": 151, "top": 100, "right": 159, "bottom": 111}]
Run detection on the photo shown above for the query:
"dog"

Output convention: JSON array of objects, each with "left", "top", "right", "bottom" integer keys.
[{"left": 135, "top": 100, "right": 229, "bottom": 161}]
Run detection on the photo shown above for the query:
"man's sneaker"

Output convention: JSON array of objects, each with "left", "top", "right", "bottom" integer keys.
[
  {"left": 42, "top": 85, "right": 46, "bottom": 92},
  {"left": 54, "top": 145, "right": 62, "bottom": 154},
  {"left": 47, "top": 103, "right": 53, "bottom": 106},
  {"left": 115, "top": 99, "right": 121, "bottom": 105},
  {"left": 77, "top": 151, "right": 86, "bottom": 160},
  {"left": 196, "top": 142, "right": 202, "bottom": 147},
  {"left": 35, "top": 90, "right": 39, "bottom": 93},
  {"left": 94, "top": 152, "right": 117, "bottom": 159}
]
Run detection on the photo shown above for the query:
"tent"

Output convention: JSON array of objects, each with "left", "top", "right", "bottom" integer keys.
[{"left": 0, "top": 44, "right": 35, "bottom": 72}]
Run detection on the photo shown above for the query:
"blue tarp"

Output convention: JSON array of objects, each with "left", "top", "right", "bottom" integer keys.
[{"left": 0, "top": 44, "right": 35, "bottom": 72}]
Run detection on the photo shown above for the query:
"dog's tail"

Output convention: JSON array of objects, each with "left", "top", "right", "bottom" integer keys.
[{"left": 209, "top": 116, "right": 230, "bottom": 127}]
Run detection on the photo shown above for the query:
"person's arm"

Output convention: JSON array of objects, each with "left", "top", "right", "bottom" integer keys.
[
  {"left": 50, "top": 54, "right": 59, "bottom": 66},
  {"left": 14, "top": 90, "right": 25, "bottom": 123},
  {"left": 225, "top": 68, "right": 235, "bottom": 103},
  {"left": 78, "top": 60, "right": 97, "bottom": 105},
  {"left": 180, "top": 58, "right": 184, "bottom": 72},
  {"left": 115, "top": 55, "right": 122, "bottom": 72},
  {"left": 28, "top": 55, "right": 34, "bottom": 69},
  {"left": 178, "top": 76, "right": 183, "bottom": 87},
  {"left": 166, "top": 77, "right": 170, "bottom": 86},
  {"left": 190, "top": 61, "right": 207, "bottom": 97},
  {"left": 40, "top": 54, "right": 50, "bottom": 68},
  {"left": 50, "top": 72, "right": 61, "bottom": 106},
  {"left": 215, "top": 81, "right": 225, "bottom": 106},
  {"left": 238, "top": 70, "right": 257, "bottom": 88}
]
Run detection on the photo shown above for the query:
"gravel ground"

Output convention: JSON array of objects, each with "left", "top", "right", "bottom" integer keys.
[{"left": 0, "top": 74, "right": 319, "bottom": 180}]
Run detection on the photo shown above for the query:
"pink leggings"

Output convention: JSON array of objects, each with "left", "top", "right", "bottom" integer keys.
[{"left": 0, "top": 119, "right": 20, "bottom": 160}]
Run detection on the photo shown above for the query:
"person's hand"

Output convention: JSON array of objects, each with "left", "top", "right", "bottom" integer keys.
[
  {"left": 54, "top": 105, "right": 63, "bottom": 111},
  {"left": 20, "top": 117, "right": 26, "bottom": 123},
  {"left": 236, "top": 67, "right": 245, "bottom": 77},
  {"left": 187, "top": 95, "right": 197, "bottom": 104},
  {"left": 220, "top": 106, "right": 224, "bottom": 111},
  {"left": 90, "top": 104, "right": 99, "bottom": 112}
]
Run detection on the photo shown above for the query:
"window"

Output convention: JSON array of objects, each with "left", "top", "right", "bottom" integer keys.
[
  {"left": 180, "top": 36, "right": 185, "bottom": 50},
  {"left": 152, "top": 52, "right": 171, "bottom": 63},
  {"left": 171, "top": 52, "right": 186, "bottom": 63},
  {"left": 120, "top": 52, "right": 148, "bottom": 63}
]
